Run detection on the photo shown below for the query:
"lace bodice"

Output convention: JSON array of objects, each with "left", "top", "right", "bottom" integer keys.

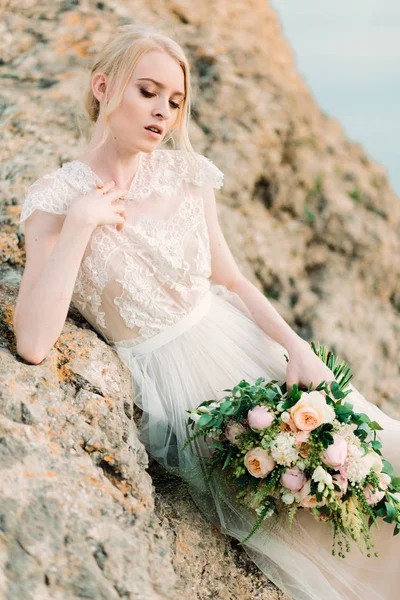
[{"left": 20, "top": 149, "right": 224, "bottom": 346}]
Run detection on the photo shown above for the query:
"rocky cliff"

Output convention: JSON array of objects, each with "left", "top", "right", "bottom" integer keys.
[{"left": 1, "top": 0, "right": 399, "bottom": 598}]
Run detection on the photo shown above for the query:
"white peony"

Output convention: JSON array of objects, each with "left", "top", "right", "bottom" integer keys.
[{"left": 345, "top": 445, "right": 371, "bottom": 484}]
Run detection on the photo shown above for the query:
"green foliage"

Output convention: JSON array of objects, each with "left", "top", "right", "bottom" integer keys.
[
  {"left": 237, "top": 499, "right": 276, "bottom": 546},
  {"left": 182, "top": 341, "right": 400, "bottom": 551},
  {"left": 349, "top": 186, "right": 362, "bottom": 202}
]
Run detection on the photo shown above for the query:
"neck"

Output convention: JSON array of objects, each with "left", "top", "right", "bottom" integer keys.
[{"left": 80, "top": 124, "right": 142, "bottom": 189}]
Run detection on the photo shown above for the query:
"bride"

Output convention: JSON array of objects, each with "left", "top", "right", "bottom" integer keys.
[{"left": 13, "top": 24, "right": 400, "bottom": 600}]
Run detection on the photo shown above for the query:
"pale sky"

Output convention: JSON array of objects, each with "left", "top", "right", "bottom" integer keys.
[{"left": 270, "top": 0, "right": 400, "bottom": 196}]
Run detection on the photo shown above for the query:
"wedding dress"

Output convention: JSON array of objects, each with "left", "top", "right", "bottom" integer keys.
[{"left": 20, "top": 148, "right": 400, "bottom": 600}]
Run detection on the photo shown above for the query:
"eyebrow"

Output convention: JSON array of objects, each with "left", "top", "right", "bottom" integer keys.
[{"left": 136, "top": 77, "right": 185, "bottom": 98}]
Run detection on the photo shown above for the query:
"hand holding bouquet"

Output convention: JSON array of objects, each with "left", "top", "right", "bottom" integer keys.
[{"left": 182, "top": 343, "right": 400, "bottom": 557}]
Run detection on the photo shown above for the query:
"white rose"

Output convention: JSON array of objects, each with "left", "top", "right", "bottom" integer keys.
[
  {"left": 362, "top": 451, "right": 383, "bottom": 474},
  {"left": 281, "top": 492, "right": 295, "bottom": 505}
]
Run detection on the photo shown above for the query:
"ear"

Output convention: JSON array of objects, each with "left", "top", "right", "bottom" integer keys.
[{"left": 91, "top": 73, "right": 108, "bottom": 103}]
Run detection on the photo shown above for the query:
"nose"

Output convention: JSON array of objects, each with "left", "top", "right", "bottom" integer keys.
[{"left": 153, "top": 95, "right": 171, "bottom": 120}]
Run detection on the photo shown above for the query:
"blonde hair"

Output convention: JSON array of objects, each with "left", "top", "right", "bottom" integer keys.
[{"left": 84, "top": 24, "right": 193, "bottom": 152}]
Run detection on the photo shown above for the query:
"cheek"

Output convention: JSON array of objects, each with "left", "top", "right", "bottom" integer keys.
[
  {"left": 109, "top": 97, "right": 141, "bottom": 132},
  {"left": 170, "top": 111, "right": 180, "bottom": 129},
  {"left": 116, "top": 89, "right": 144, "bottom": 120}
]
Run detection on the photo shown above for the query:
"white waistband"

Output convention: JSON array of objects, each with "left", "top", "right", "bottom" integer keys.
[{"left": 113, "top": 291, "right": 213, "bottom": 356}]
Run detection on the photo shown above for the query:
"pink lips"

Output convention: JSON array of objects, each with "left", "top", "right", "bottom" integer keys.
[
  {"left": 144, "top": 124, "right": 163, "bottom": 135},
  {"left": 144, "top": 128, "right": 162, "bottom": 139}
]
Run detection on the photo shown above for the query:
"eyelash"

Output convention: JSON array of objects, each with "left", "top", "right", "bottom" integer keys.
[{"left": 140, "top": 88, "right": 181, "bottom": 110}]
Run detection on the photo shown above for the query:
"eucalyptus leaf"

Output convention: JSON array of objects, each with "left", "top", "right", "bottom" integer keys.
[
  {"left": 220, "top": 401, "right": 233, "bottom": 413},
  {"left": 369, "top": 421, "right": 384, "bottom": 431},
  {"left": 385, "top": 502, "right": 397, "bottom": 519},
  {"left": 371, "top": 440, "right": 382, "bottom": 450},
  {"left": 383, "top": 460, "right": 395, "bottom": 477},
  {"left": 197, "top": 414, "right": 214, "bottom": 428},
  {"left": 357, "top": 422, "right": 372, "bottom": 436}
]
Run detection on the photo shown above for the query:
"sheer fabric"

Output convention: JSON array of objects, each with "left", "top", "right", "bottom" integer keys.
[
  {"left": 20, "top": 149, "right": 400, "bottom": 600},
  {"left": 20, "top": 150, "right": 223, "bottom": 345}
]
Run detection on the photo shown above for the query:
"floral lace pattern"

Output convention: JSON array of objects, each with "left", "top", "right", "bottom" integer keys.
[{"left": 19, "top": 149, "right": 224, "bottom": 346}]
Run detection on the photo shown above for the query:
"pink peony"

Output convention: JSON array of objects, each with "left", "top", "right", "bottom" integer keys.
[
  {"left": 364, "top": 473, "right": 390, "bottom": 506},
  {"left": 299, "top": 479, "right": 326, "bottom": 508},
  {"left": 244, "top": 447, "right": 275, "bottom": 478},
  {"left": 247, "top": 405, "right": 275, "bottom": 431},
  {"left": 332, "top": 474, "right": 348, "bottom": 498},
  {"left": 364, "top": 484, "right": 386, "bottom": 506},
  {"left": 224, "top": 421, "right": 246, "bottom": 445},
  {"left": 280, "top": 466, "right": 307, "bottom": 492},
  {"left": 322, "top": 434, "right": 348, "bottom": 469}
]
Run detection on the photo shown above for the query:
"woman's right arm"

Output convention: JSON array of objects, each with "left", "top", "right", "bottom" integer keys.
[{"left": 14, "top": 180, "right": 127, "bottom": 364}]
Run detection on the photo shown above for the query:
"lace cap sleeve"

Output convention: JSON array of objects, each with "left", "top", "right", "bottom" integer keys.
[
  {"left": 19, "top": 171, "right": 72, "bottom": 224},
  {"left": 186, "top": 152, "right": 224, "bottom": 190}
]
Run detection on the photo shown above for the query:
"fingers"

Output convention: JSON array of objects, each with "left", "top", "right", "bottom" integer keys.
[
  {"left": 108, "top": 189, "right": 129, "bottom": 203},
  {"left": 97, "top": 181, "right": 129, "bottom": 202},
  {"left": 115, "top": 214, "right": 126, "bottom": 232},
  {"left": 94, "top": 180, "right": 128, "bottom": 230},
  {"left": 286, "top": 374, "right": 299, "bottom": 394},
  {"left": 97, "top": 180, "right": 115, "bottom": 194}
]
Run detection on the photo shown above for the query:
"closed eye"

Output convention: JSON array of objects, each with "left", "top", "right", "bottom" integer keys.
[{"left": 140, "top": 88, "right": 181, "bottom": 110}]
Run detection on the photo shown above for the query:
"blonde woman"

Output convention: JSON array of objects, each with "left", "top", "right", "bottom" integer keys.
[{"left": 13, "top": 24, "right": 400, "bottom": 600}]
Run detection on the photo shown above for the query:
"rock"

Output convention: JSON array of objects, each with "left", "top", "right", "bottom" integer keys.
[
  {"left": 1, "top": 0, "right": 400, "bottom": 598},
  {"left": 0, "top": 285, "right": 176, "bottom": 600}
]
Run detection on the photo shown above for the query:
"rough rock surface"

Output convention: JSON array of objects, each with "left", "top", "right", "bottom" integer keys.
[{"left": 1, "top": 0, "right": 399, "bottom": 598}]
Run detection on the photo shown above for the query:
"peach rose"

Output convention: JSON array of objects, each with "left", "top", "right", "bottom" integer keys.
[
  {"left": 290, "top": 391, "right": 335, "bottom": 432},
  {"left": 280, "top": 466, "right": 307, "bottom": 492},
  {"left": 244, "top": 447, "right": 275, "bottom": 478},
  {"left": 322, "top": 434, "right": 348, "bottom": 469},
  {"left": 247, "top": 405, "right": 275, "bottom": 431},
  {"left": 299, "top": 479, "right": 326, "bottom": 508},
  {"left": 295, "top": 430, "right": 311, "bottom": 457}
]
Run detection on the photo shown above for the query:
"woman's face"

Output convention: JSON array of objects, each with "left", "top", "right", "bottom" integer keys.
[{"left": 107, "top": 49, "right": 186, "bottom": 152}]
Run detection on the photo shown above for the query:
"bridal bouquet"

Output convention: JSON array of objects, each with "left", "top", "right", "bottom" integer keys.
[{"left": 182, "top": 343, "right": 400, "bottom": 557}]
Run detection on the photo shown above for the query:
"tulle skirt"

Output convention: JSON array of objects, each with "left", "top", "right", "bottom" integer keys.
[{"left": 113, "top": 283, "right": 400, "bottom": 600}]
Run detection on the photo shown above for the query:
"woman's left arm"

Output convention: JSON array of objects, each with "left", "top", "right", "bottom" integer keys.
[{"left": 202, "top": 183, "right": 335, "bottom": 389}]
